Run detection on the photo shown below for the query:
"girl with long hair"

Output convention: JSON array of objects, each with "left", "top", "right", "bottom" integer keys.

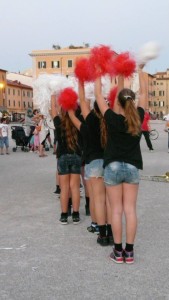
[
  {"left": 74, "top": 81, "right": 113, "bottom": 246},
  {"left": 51, "top": 96, "right": 82, "bottom": 225},
  {"left": 94, "top": 65, "right": 146, "bottom": 263}
]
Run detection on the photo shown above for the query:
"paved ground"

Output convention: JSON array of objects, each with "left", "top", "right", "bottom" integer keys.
[{"left": 0, "top": 121, "right": 169, "bottom": 300}]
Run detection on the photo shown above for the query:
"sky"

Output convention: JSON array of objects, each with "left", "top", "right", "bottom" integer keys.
[{"left": 0, "top": 0, "right": 169, "bottom": 75}]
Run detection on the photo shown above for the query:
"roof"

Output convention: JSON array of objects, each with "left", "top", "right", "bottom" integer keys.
[
  {"left": 7, "top": 80, "right": 33, "bottom": 89},
  {"left": 0, "top": 68, "right": 7, "bottom": 72}
]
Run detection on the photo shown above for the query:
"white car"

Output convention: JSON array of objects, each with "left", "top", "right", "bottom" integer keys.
[{"left": 163, "top": 114, "right": 169, "bottom": 121}]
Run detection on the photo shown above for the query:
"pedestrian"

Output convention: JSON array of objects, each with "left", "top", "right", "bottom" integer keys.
[
  {"left": 0, "top": 117, "right": 10, "bottom": 155},
  {"left": 141, "top": 109, "right": 154, "bottom": 151},
  {"left": 94, "top": 64, "right": 146, "bottom": 263}
]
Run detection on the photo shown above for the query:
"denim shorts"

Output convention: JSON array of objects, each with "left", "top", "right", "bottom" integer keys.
[
  {"left": 57, "top": 153, "right": 81, "bottom": 175},
  {"left": 84, "top": 159, "right": 104, "bottom": 180},
  {"left": 0, "top": 136, "right": 9, "bottom": 148},
  {"left": 104, "top": 161, "right": 139, "bottom": 186}
]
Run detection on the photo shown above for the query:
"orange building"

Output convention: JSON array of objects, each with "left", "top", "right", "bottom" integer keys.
[
  {"left": 6, "top": 80, "right": 33, "bottom": 120},
  {"left": 0, "top": 68, "right": 7, "bottom": 111}
]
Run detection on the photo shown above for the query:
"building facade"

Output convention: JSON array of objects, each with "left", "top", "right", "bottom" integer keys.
[
  {"left": 29, "top": 45, "right": 91, "bottom": 78},
  {"left": 151, "top": 69, "right": 169, "bottom": 117},
  {"left": 6, "top": 80, "right": 33, "bottom": 120},
  {"left": 0, "top": 69, "right": 7, "bottom": 111}
]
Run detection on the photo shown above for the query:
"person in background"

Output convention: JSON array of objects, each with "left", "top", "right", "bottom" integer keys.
[
  {"left": 0, "top": 117, "right": 10, "bottom": 155},
  {"left": 141, "top": 109, "right": 154, "bottom": 152}
]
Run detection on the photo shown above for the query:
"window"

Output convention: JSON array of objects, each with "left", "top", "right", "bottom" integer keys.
[
  {"left": 153, "top": 81, "right": 156, "bottom": 85},
  {"left": 23, "top": 91, "right": 25, "bottom": 97},
  {"left": 38, "top": 61, "right": 46, "bottom": 69},
  {"left": 160, "top": 101, "right": 164, "bottom": 107},
  {"left": 51, "top": 61, "right": 60, "bottom": 68},
  {"left": 13, "top": 89, "right": 15, "bottom": 95},
  {"left": 18, "top": 101, "right": 20, "bottom": 107},
  {"left": 13, "top": 100, "right": 15, "bottom": 107},
  {"left": 23, "top": 101, "right": 26, "bottom": 108},
  {"left": 18, "top": 90, "right": 20, "bottom": 96},
  {"left": 159, "top": 91, "right": 165, "bottom": 96},
  {"left": 68, "top": 60, "right": 73, "bottom": 68},
  {"left": 27, "top": 91, "right": 30, "bottom": 97},
  {"left": 8, "top": 100, "right": 10, "bottom": 106},
  {"left": 8, "top": 88, "right": 10, "bottom": 95}
]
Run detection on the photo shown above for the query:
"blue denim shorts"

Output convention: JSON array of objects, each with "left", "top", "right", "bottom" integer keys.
[
  {"left": 57, "top": 153, "right": 81, "bottom": 175},
  {"left": 84, "top": 159, "right": 104, "bottom": 180},
  {"left": 0, "top": 136, "right": 9, "bottom": 148},
  {"left": 104, "top": 161, "right": 139, "bottom": 186}
]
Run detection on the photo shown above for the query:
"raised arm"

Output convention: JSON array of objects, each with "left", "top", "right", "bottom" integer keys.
[
  {"left": 138, "top": 65, "right": 147, "bottom": 109},
  {"left": 78, "top": 81, "right": 90, "bottom": 119},
  {"left": 113, "top": 75, "right": 124, "bottom": 114},
  {"left": 68, "top": 109, "right": 82, "bottom": 131},
  {"left": 94, "top": 77, "right": 109, "bottom": 116},
  {"left": 51, "top": 95, "right": 60, "bottom": 119}
]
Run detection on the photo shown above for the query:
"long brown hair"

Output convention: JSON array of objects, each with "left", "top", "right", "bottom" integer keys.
[
  {"left": 118, "top": 88, "right": 141, "bottom": 136},
  {"left": 61, "top": 110, "right": 79, "bottom": 151},
  {"left": 93, "top": 101, "right": 107, "bottom": 147}
]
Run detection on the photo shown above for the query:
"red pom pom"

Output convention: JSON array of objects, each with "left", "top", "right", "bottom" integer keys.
[
  {"left": 113, "top": 52, "right": 136, "bottom": 77},
  {"left": 107, "top": 86, "right": 118, "bottom": 109},
  {"left": 90, "top": 45, "right": 115, "bottom": 78},
  {"left": 74, "top": 57, "right": 94, "bottom": 82},
  {"left": 58, "top": 88, "right": 78, "bottom": 111}
]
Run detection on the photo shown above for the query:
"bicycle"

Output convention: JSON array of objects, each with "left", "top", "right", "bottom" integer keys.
[{"left": 149, "top": 129, "right": 159, "bottom": 140}]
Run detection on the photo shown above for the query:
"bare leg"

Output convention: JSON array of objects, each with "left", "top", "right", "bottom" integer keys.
[
  {"left": 70, "top": 174, "right": 80, "bottom": 212},
  {"left": 106, "top": 184, "right": 123, "bottom": 244},
  {"left": 123, "top": 183, "right": 139, "bottom": 244},
  {"left": 59, "top": 174, "right": 70, "bottom": 212},
  {"left": 90, "top": 177, "right": 106, "bottom": 225}
]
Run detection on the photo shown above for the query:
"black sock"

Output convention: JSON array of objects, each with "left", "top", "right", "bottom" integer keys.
[
  {"left": 61, "top": 212, "right": 68, "bottom": 217},
  {"left": 106, "top": 224, "right": 112, "bottom": 236},
  {"left": 72, "top": 211, "right": 79, "bottom": 216},
  {"left": 125, "top": 243, "right": 134, "bottom": 252},
  {"left": 98, "top": 225, "right": 107, "bottom": 237},
  {"left": 85, "top": 197, "right": 89, "bottom": 207},
  {"left": 114, "top": 243, "right": 123, "bottom": 252},
  {"left": 68, "top": 198, "right": 72, "bottom": 206}
]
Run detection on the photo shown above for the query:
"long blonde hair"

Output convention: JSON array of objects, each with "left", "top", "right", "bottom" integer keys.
[
  {"left": 118, "top": 88, "right": 141, "bottom": 136},
  {"left": 61, "top": 110, "right": 79, "bottom": 151}
]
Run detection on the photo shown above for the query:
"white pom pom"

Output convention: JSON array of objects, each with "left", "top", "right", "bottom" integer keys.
[{"left": 138, "top": 41, "right": 160, "bottom": 64}]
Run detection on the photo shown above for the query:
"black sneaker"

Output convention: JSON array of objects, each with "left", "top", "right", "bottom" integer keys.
[
  {"left": 109, "top": 248, "right": 124, "bottom": 264},
  {"left": 54, "top": 186, "right": 61, "bottom": 195},
  {"left": 123, "top": 250, "right": 134, "bottom": 264},
  {"left": 87, "top": 223, "right": 99, "bottom": 234},
  {"left": 97, "top": 235, "right": 109, "bottom": 246},
  {"left": 72, "top": 212, "right": 80, "bottom": 224},
  {"left": 59, "top": 213, "right": 68, "bottom": 225}
]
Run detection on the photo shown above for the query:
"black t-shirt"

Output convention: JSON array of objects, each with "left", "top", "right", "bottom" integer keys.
[
  {"left": 53, "top": 116, "right": 81, "bottom": 158},
  {"left": 80, "top": 111, "right": 104, "bottom": 164},
  {"left": 103, "top": 107, "right": 145, "bottom": 169}
]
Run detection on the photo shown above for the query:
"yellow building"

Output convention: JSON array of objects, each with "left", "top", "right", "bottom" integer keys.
[
  {"left": 151, "top": 69, "right": 169, "bottom": 116},
  {"left": 29, "top": 45, "right": 91, "bottom": 78}
]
